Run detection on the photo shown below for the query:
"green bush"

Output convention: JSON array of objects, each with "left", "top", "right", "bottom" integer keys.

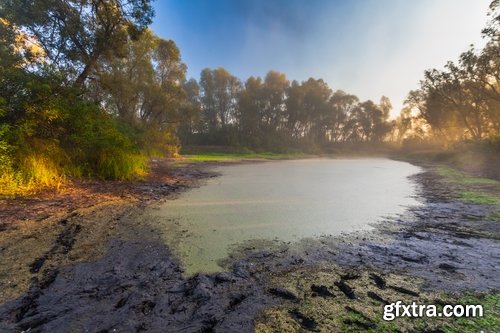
[
  {"left": 62, "top": 100, "right": 148, "bottom": 180},
  {"left": 0, "top": 81, "right": 151, "bottom": 196}
]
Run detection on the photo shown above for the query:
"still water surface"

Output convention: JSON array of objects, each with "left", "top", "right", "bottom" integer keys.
[{"left": 148, "top": 158, "right": 421, "bottom": 274}]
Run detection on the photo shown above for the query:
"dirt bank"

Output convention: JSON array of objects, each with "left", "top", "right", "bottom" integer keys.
[{"left": 0, "top": 159, "right": 498, "bottom": 332}]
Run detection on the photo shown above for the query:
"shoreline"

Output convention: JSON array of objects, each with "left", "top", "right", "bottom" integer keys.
[{"left": 0, "top": 157, "right": 498, "bottom": 332}]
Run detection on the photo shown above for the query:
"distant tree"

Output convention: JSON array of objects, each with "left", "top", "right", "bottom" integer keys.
[
  {"left": 300, "top": 78, "right": 333, "bottom": 144},
  {"left": 97, "top": 30, "right": 187, "bottom": 154},
  {"left": 260, "top": 71, "right": 289, "bottom": 132},
  {"left": 392, "top": 107, "right": 413, "bottom": 143},
  {"left": 347, "top": 101, "right": 372, "bottom": 142},
  {"left": 373, "top": 96, "right": 392, "bottom": 141},
  {"left": 215, "top": 68, "right": 241, "bottom": 128},
  {"left": 346, "top": 98, "right": 391, "bottom": 142},
  {"left": 285, "top": 80, "right": 307, "bottom": 139},
  {"left": 199, "top": 68, "right": 217, "bottom": 133},
  {"left": 482, "top": 0, "right": 499, "bottom": 45},
  {"left": 146, "top": 38, "right": 187, "bottom": 126},
  {"left": 178, "top": 78, "right": 202, "bottom": 140},
  {"left": 99, "top": 29, "right": 156, "bottom": 123},
  {"left": 238, "top": 76, "right": 263, "bottom": 146},
  {"left": 199, "top": 67, "right": 241, "bottom": 132},
  {"left": 327, "top": 90, "right": 358, "bottom": 143}
]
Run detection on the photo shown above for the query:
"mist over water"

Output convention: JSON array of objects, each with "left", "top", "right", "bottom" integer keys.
[{"left": 148, "top": 158, "right": 421, "bottom": 274}]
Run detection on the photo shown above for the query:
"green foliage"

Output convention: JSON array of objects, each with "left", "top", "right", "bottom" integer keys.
[
  {"left": 62, "top": 101, "right": 148, "bottom": 180},
  {"left": 0, "top": 1, "right": 171, "bottom": 196},
  {"left": 1, "top": 0, "right": 154, "bottom": 86},
  {"left": 0, "top": 89, "right": 149, "bottom": 196},
  {"left": 0, "top": 117, "right": 12, "bottom": 174},
  {"left": 0, "top": 120, "right": 21, "bottom": 196},
  {"left": 99, "top": 29, "right": 186, "bottom": 128}
]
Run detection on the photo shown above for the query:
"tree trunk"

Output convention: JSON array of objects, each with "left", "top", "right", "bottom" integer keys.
[{"left": 74, "top": 54, "right": 99, "bottom": 87}]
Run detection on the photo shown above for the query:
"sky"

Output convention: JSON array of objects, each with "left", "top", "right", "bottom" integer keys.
[{"left": 151, "top": 0, "right": 491, "bottom": 117}]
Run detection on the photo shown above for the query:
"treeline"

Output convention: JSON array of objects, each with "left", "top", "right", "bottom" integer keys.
[
  {"left": 180, "top": 69, "right": 394, "bottom": 151},
  {"left": 181, "top": 0, "right": 500, "bottom": 150}
]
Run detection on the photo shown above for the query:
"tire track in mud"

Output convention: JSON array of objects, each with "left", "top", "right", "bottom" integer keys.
[{"left": 11, "top": 215, "right": 82, "bottom": 330}]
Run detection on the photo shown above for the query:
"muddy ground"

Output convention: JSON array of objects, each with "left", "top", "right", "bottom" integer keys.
[{"left": 0, "top": 158, "right": 498, "bottom": 332}]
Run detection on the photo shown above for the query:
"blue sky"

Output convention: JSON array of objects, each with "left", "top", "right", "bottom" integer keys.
[{"left": 151, "top": 0, "right": 491, "bottom": 116}]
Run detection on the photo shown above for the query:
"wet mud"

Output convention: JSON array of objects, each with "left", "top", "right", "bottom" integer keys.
[{"left": 0, "top": 159, "right": 498, "bottom": 332}]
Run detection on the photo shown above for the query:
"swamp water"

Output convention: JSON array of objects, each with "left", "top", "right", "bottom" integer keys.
[{"left": 147, "top": 158, "right": 421, "bottom": 274}]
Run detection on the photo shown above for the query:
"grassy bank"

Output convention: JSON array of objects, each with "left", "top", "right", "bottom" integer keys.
[
  {"left": 180, "top": 151, "right": 311, "bottom": 162},
  {"left": 436, "top": 165, "right": 500, "bottom": 207},
  {"left": 255, "top": 267, "right": 500, "bottom": 333},
  {"left": 171, "top": 145, "right": 313, "bottom": 163}
]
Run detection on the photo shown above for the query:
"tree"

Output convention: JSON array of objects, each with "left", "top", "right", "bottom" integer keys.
[
  {"left": 393, "top": 107, "right": 413, "bottom": 143},
  {"left": 238, "top": 76, "right": 263, "bottom": 146},
  {"left": 345, "top": 98, "right": 391, "bottom": 142},
  {"left": 1, "top": 0, "right": 154, "bottom": 86},
  {"left": 300, "top": 78, "right": 333, "bottom": 144},
  {"left": 260, "top": 71, "right": 289, "bottom": 132},
  {"left": 199, "top": 67, "right": 241, "bottom": 132},
  {"left": 373, "top": 96, "right": 392, "bottom": 141},
  {"left": 199, "top": 68, "right": 217, "bottom": 132},
  {"left": 178, "top": 78, "right": 202, "bottom": 141},
  {"left": 285, "top": 80, "right": 306, "bottom": 140},
  {"left": 407, "top": 0, "right": 500, "bottom": 141},
  {"left": 327, "top": 90, "right": 358, "bottom": 143},
  {"left": 100, "top": 30, "right": 186, "bottom": 126},
  {"left": 98, "top": 30, "right": 187, "bottom": 153},
  {"left": 414, "top": 61, "right": 492, "bottom": 141}
]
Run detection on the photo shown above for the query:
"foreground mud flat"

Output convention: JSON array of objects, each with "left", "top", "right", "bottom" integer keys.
[{"left": 0, "top": 159, "right": 498, "bottom": 332}]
